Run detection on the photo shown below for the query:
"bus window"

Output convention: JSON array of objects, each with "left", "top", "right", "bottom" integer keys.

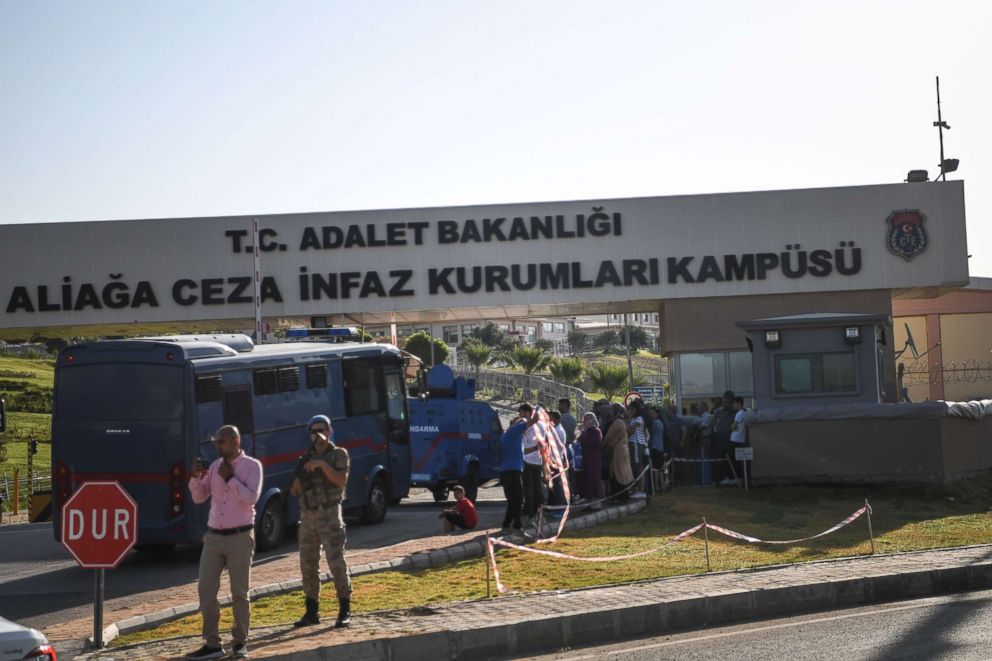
[
  {"left": 277, "top": 366, "right": 300, "bottom": 392},
  {"left": 195, "top": 375, "right": 223, "bottom": 402},
  {"left": 305, "top": 364, "right": 327, "bottom": 389},
  {"left": 384, "top": 370, "right": 405, "bottom": 428},
  {"left": 343, "top": 359, "right": 381, "bottom": 415},
  {"left": 57, "top": 364, "right": 183, "bottom": 421},
  {"left": 253, "top": 368, "right": 278, "bottom": 395},
  {"left": 223, "top": 386, "right": 255, "bottom": 434}
]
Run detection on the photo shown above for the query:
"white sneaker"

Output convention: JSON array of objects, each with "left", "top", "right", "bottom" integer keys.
[{"left": 631, "top": 492, "right": 646, "bottom": 499}]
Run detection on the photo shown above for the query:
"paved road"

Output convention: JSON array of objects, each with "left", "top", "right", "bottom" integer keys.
[
  {"left": 529, "top": 589, "right": 992, "bottom": 661},
  {"left": 0, "top": 487, "right": 505, "bottom": 632}
]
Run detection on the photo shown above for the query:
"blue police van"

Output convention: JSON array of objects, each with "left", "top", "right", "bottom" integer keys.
[{"left": 51, "top": 333, "right": 411, "bottom": 551}]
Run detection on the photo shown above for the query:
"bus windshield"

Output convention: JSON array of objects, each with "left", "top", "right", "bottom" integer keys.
[{"left": 57, "top": 364, "right": 184, "bottom": 421}]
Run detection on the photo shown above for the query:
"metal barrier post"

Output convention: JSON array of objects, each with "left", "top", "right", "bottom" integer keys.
[
  {"left": 702, "top": 517, "right": 711, "bottom": 571},
  {"left": 485, "top": 537, "right": 492, "bottom": 598},
  {"left": 865, "top": 499, "right": 875, "bottom": 554},
  {"left": 12, "top": 467, "right": 18, "bottom": 515}
]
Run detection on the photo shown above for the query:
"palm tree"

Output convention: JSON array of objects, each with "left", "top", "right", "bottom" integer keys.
[
  {"left": 513, "top": 346, "right": 552, "bottom": 375},
  {"left": 513, "top": 346, "right": 552, "bottom": 402},
  {"left": 463, "top": 339, "right": 493, "bottom": 379},
  {"left": 585, "top": 364, "right": 630, "bottom": 401},
  {"left": 548, "top": 356, "right": 585, "bottom": 387}
]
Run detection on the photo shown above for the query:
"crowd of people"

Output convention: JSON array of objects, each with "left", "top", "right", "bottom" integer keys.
[
  {"left": 669, "top": 390, "right": 750, "bottom": 486},
  {"left": 181, "top": 394, "right": 750, "bottom": 659},
  {"left": 496, "top": 391, "right": 752, "bottom": 535}
]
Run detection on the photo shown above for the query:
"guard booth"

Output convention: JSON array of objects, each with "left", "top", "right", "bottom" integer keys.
[{"left": 736, "top": 313, "right": 893, "bottom": 409}]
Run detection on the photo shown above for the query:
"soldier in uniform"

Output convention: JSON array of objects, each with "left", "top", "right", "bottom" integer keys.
[{"left": 291, "top": 414, "right": 352, "bottom": 628}]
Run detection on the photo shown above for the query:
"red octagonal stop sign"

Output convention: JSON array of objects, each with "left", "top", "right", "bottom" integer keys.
[{"left": 61, "top": 481, "right": 139, "bottom": 569}]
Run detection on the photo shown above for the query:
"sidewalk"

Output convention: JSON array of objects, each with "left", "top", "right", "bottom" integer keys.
[{"left": 79, "top": 543, "right": 992, "bottom": 660}]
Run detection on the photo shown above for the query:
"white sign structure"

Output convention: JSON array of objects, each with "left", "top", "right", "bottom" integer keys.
[
  {"left": 735, "top": 447, "right": 754, "bottom": 461},
  {"left": 0, "top": 182, "right": 968, "bottom": 329}
]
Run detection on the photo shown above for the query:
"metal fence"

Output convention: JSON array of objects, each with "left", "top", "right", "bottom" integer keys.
[
  {"left": 451, "top": 366, "right": 599, "bottom": 413},
  {"left": 899, "top": 359, "right": 992, "bottom": 402},
  {"left": 0, "top": 470, "right": 51, "bottom": 510}
]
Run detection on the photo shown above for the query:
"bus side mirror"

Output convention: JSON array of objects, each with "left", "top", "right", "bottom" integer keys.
[{"left": 0, "top": 397, "right": 6, "bottom": 433}]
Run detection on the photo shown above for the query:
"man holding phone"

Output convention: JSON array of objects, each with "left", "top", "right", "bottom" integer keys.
[
  {"left": 290, "top": 414, "right": 352, "bottom": 629},
  {"left": 186, "top": 425, "right": 263, "bottom": 661}
]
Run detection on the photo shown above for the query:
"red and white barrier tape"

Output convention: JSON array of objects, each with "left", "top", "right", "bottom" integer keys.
[
  {"left": 540, "top": 464, "right": 652, "bottom": 512},
  {"left": 531, "top": 407, "right": 573, "bottom": 543},
  {"left": 485, "top": 504, "right": 871, "bottom": 593},
  {"left": 486, "top": 523, "right": 704, "bottom": 593},
  {"left": 704, "top": 505, "right": 870, "bottom": 545}
]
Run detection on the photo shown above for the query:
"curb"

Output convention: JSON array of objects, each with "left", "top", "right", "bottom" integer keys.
[
  {"left": 92, "top": 500, "right": 648, "bottom": 647},
  {"left": 233, "top": 553, "right": 992, "bottom": 660}
]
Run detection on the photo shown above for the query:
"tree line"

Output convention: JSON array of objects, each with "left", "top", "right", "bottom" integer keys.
[{"left": 399, "top": 322, "right": 658, "bottom": 401}]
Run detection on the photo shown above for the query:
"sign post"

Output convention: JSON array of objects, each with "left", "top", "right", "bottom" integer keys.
[
  {"left": 60, "top": 481, "right": 138, "bottom": 648},
  {"left": 734, "top": 446, "right": 753, "bottom": 491}
]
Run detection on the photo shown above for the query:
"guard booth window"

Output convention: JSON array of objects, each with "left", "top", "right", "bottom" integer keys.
[{"left": 343, "top": 359, "right": 382, "bottom": 415}]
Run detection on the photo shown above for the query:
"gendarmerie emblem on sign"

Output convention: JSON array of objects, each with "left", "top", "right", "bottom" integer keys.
[{"left": 886, "top": 210, "right": 928, "bottom": 261}]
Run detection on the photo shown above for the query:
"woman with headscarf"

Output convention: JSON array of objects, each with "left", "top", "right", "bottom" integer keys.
[
  {"left": 577, "top": 412, "right": 604, "bottom": 507},
  {"left": 603, "top": 404, "right": 634, "bottom": 501}
]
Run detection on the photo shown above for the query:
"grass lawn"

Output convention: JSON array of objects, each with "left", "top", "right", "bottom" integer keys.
[
  {"left": 1, "top": 355, "right": 55, "bottom": 511},
  {"left": 0, "top": 355, "right": 55, "bottom": 388},
  {"left": 0, "top": 320, "right": 263, "bottom": 342},
  {"left": 0, "top": 412, "right": 52, "bottom": 511},
  {"left": 114, "top": 479, "right": 992, "bottom": 646}
]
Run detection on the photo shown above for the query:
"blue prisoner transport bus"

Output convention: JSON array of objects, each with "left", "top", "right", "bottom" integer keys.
[{"left": 51, "top": 333, "right": 412, "bottom": 551}]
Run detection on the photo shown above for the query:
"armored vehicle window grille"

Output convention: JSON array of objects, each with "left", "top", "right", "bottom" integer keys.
[
  {"left": 253, "top": 368, "right": 278, "bottom": 395},
  {"left": 222, "top": 386, "right": 254, "bottom": 434},
  {"left": 195, "top": 375, "right": 223, "bottom": 402},
  {"left": 306, "top": 364, "right": 327, "bottom": 389},
  {"left": 277, "top": 366, "right": 300, "bottom": 392}
]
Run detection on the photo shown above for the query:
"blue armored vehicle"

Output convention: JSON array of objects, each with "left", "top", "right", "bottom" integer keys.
[{"left": 407, "top": 364, "right": 503, "bottom": 502}]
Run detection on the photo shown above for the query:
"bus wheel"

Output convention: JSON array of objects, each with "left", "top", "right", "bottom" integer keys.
[
  {"left": 361, "top": 477, "right": 388, "bottom": 525},
  {"left": 431, "top": 487, "right": 449, "bottom": 503},
  {"left": 459, "top": 465, "right": 479, "bottom": 503},
  {"left": 256, "top": 497, "right": 286, "bottom": 551}
]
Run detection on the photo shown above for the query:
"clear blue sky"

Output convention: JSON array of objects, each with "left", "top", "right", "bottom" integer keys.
[{"left": 2, "top": 1, "right": 990, "bottom": 272}]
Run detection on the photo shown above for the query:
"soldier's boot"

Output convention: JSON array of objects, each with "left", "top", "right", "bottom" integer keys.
[
  {"left": 294, "top": 597, "right": 320, "bottom": 628},
  {"left": 335, "top": 598, "right": 351, "bottom": 628}
]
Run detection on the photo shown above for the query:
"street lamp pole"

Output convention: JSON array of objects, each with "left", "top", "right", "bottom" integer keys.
[{"left": 935, "top": 76, "right": 948, "bottom": 182}]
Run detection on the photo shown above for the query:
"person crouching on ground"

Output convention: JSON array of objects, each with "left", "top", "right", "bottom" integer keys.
[{"left": 439, "top": 485, "right": 479, "bottom": 532}]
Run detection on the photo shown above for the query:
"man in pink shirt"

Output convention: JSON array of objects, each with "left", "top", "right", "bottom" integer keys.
[{"left": 186, "top": 425, "right": 263, "bottom": 661}]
